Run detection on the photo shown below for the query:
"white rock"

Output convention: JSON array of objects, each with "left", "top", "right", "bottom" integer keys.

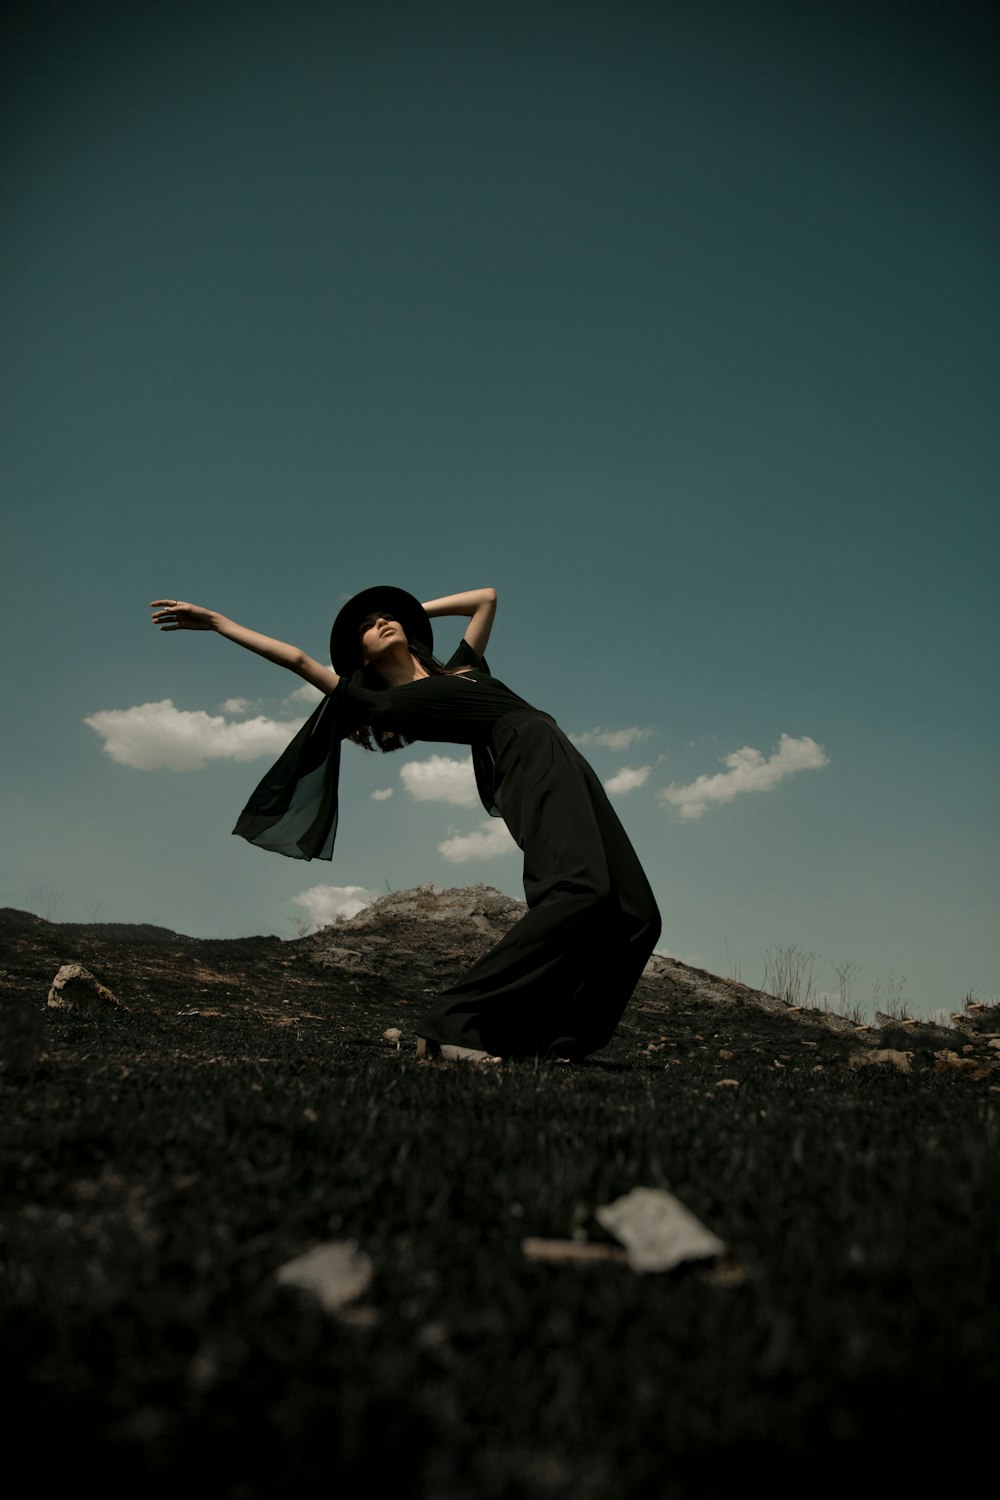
[
  {"left": 275, "top": 1241, "right": 373, "bottom": 1313},
  {"left": 595, "top": 1186, "right": 726, "bottom": 1272},
  {"left": 47, "top": 963, "right": 125, "bottom": 1011}
]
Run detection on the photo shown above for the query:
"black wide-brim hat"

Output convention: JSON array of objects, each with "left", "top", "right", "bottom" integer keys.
[{"left": 329, "top": 586, "right": 433, "bottom": 674}]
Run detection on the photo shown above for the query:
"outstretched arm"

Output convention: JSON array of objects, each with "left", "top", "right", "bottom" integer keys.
[
  {"left": 149, "top": 600, "right": 341, "bottom": 695},
  {"left": 421, "top": 586, "right": 496, "bottom": 658}
]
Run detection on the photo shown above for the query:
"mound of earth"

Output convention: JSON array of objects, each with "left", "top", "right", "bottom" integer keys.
[{"left": 1, "top": 885, "right": 993, "bottom": 1078}]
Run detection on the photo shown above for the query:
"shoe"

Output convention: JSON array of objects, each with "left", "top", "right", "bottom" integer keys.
[{"left": 415, "top": 1037, "right": 502, "bottom": 1064}]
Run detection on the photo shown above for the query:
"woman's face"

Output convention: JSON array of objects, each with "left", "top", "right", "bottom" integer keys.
[{"left": 359, "top": 609, "right": 407, "bottom": 666}]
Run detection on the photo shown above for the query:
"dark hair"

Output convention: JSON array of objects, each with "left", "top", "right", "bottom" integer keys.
[{"left": 348, "top": 639, "right": 456, "bottom": 753}]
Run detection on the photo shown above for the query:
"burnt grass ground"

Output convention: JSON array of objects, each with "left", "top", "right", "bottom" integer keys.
[{"left": 1, "top": 892, "right": 998, "bottom": 1498}]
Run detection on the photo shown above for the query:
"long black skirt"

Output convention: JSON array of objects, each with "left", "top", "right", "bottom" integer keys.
[{"left": 415, "top": 715, "right": 661, "bottom": 1060}]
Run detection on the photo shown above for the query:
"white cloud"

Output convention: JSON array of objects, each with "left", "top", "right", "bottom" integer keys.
[
  {"left": 371, "top": 787, "right": 394, "bottom": 801},
  {"left": 284, "top": 682, "right": 324, "bottom": 705},
  {"left": 84, "top": 699, "right": 305, "bottom": 771},
  {"left": 604, "top": 765, "right": 652, "bottom": 796},
  {"left": 438, "top": 819, "right": 517, "bottom": 863},
  {"left": 220, "top": 697, "right": 259, "bottom": 715},
  {"left": 292, "top": 884, "right": 377, "bottom": 931},
  {"left": 572, "top": 726, "right": 653, "bottom": 751},
  {"left": 399, "top": 754, "right": 479, "bottom": 807},
  {"left": 657, "top": 734, "right": 829, "bottom": 820}
]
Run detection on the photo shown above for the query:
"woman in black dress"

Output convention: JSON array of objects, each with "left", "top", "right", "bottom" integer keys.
[{"left": 150, "top": 586, "right": 661, "bottom": 1063}]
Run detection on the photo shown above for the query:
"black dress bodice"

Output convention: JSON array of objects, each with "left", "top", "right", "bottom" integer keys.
[
  {"left": 336, "top": 666, "right": 541, "bottom": 747},
  {"left": 232, "top": 641, "right": 546, "bottom": 861}
]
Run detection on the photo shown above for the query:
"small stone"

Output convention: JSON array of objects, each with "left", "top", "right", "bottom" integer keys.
[
  {"left": 848, "top": 1049, "right": 912, "bottom": 1073},
  {"left": 933, "top": 1050, "right": 992, "bottom": 1081}
]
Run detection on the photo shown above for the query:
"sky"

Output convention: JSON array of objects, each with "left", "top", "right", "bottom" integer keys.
[{"left": 3, "top": 0, "right": 997, "bottom": 1022}]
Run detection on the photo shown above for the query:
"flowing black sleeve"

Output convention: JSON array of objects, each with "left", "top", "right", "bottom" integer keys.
[
  {"left": 445, "top": 640, "right": 501, "bottom": 818},
  {"left": 231, "top": 684, "right": 373, "bottom": 860}
]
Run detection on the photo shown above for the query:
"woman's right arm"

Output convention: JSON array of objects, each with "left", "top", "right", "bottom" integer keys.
[{"left": 149, "top": 600, "right": 341, "bottom": 695}]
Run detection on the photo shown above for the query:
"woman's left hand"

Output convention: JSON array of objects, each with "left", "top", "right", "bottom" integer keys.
[{"left": 150, "top": 600, "right": 220, "bottom": 632}]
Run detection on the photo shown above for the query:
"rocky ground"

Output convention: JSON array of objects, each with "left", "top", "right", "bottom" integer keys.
[{"left": 1, "top": 886, "right": 998, "bottom": 1498}]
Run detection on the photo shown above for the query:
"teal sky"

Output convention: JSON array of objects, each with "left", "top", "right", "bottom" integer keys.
[{"left": 3, "top": 0, "right": 997, "bottom": 1020}]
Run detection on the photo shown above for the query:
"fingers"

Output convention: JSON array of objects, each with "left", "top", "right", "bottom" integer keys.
[
  {"left": 149, "top": 599, "right": 214, "bottom": 633},
  {"left": 150, "top": 599, "right": 184, "bottom": 630}
]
